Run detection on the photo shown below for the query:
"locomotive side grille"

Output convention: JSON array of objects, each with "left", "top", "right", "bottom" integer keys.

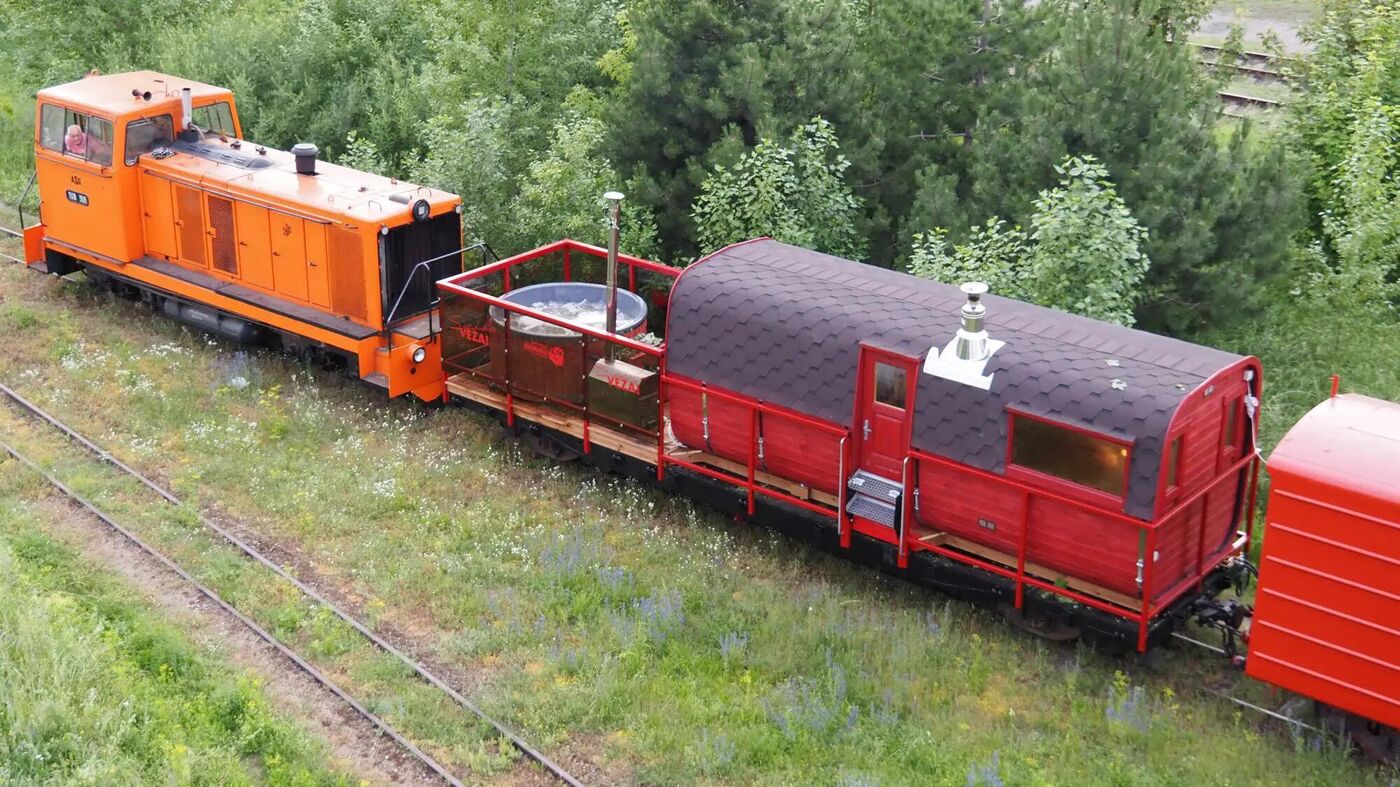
[
  {"left": 327, "top": 227, "right": 367, "bottom": 322},
  {"left": 207, "top": 196, "right": 238, "bottom": 274},
  {"left": 174, "top": 185, "right": 206, "bottom": 266}
]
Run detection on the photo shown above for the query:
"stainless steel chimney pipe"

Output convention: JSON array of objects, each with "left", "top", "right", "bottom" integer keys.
[{"left": 603, "top": 191, "right": 624, "bottom": 362}]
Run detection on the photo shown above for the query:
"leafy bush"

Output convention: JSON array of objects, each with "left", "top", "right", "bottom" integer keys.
[
  {"left": 910, "top": 155, "right": 1148, "bottom": 325},
  {"left": 693, "top": 117, "right": 865, "bottom": 258}
]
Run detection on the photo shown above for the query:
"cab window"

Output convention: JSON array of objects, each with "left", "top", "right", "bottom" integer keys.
[
  {"left": 41, "top": 106, "right": 113, "bottom": 166},
  {"left": 1010, "top": 414, "right": 1130, "bottom": 497},
  {"left": 191, "top": 101, "right": 236, "bottom": 137},
  {"left": 39, "top": 104, "right": 65, "bottom": 152},
  {"left": 124, "top": 115, "right": 175, "bottom": 164}
]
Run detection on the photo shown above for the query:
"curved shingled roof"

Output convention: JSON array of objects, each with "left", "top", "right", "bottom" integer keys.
[{"left": 664, "top": 239, "right": 1246, "bottom": 519}]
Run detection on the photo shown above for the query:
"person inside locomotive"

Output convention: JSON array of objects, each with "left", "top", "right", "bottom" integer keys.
[{"left": 63, "top": 123, "right": 108, "bottom": 161}]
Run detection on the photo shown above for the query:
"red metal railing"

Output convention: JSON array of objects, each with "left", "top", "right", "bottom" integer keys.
[
  {"left": 906, "top": 448, "right": 1259, "bottom": 651},
  {"left": 436, "top": 239, "right": 679, "bottom": 448},
  {"left": 660, "top": 373, "right": 853, "bottom": 523},
  {"left": 435, "top": 239, "right": 1259, "bottom": 652}
]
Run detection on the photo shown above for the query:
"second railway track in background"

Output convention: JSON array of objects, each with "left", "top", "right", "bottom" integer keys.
[
  {"left": 1190, "top": 42, "right": 1291, "bottom": 116},
  {"left": 0, "top": 381, "right": 586, "bottom": 787}
]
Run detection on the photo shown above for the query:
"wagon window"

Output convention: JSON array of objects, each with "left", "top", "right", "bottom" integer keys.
[
  {"left": 1165, "top": 436, "right": 1182, "bottom": 489},
  {"left": 874, "top": 362, "right": 906, "bottom": 409},
  {"left": 1011, "top": 415, "right": 1129, "bottom": 496}
]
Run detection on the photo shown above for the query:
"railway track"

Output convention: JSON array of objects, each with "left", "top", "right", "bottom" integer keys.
[
  {"left": 0, "top": 381, "right": 586, "bottom": 787},
  {"left": 1192, "top": 43, "right": 1292, "bottom": 83},
  {"left": 1219, "top": 90, "right": 1283, "bottom": 115}
]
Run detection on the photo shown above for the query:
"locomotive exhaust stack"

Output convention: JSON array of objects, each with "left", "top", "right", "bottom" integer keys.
[
  {"left": 291, "top": 142, "right": 319, "bottom": 176},
  {"left": 180, "top": 86, "right": 192, "bottom": 130}
]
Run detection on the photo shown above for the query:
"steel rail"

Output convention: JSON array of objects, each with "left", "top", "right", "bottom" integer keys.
[
  {"left": 0, "top": 226, "right": 23, "bottom": 264},
  {"left": 0, "top": 436, "right": 468, "bottom": 787},
  {"left": 0, "top": 382, "right": 586, "bottom": 787}
]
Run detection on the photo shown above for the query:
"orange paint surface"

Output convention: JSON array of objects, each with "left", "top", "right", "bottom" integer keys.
[
  {"left": 27, "top": 71, "right": 462, "bottom": 401},
  {"left": 1249, "top": 394, "right": 1400, "bottom": 728}
]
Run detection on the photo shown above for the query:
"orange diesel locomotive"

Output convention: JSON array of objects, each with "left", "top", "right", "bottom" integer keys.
[{"left": 19, "top": 71, "right": 463, "bottom": 400}]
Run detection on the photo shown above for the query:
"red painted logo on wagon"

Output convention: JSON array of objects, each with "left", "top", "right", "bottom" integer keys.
[
  {"left": 523, "top": 340, "right": 566, "bottom": 367},
  {"left": 606, "top": 375, "right": 639, "bottom": 394},
  {"left": 449, "top": 321, "right": 492, "bottom": 345}
]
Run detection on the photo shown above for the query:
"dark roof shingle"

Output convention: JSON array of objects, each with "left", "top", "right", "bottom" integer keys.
[{"left": 664, "top": 240, "right": 1243, "bottom": 518}]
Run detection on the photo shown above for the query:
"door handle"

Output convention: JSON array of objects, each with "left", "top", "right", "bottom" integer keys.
[{"left": 862, "top": 419, "right": 871, "bottom": 440}]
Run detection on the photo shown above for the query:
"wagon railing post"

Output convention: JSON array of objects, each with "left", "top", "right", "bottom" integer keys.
[
  {"left": 1015, "top": 488, "right": 1031, "bottom": 609},
  {"left": 837, "top": 434, "right": 849, "bottom": 548},
  {"left": 1138, "top": 524, "right": 1158, "bottom": 652},
  {"left": 747, "top": 408, "right": 758, "bottom": 515},
  {"left": 898, "top": 455, "right": 913, "bottom": 569}
]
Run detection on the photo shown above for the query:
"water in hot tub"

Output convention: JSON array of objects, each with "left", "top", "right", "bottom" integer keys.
[{"left": 512, "top": 300, "right": 610, "bottom": 335}]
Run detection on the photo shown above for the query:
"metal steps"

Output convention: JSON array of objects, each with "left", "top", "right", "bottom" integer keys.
[
  {"left": 845, "top": 493, "right": 897, "bottom": 527},
  {"left": 845, "top": 470, "right": 904, "bottom": 528},
  {"left": 847, "top": 470, "right": 902, "bottom": 503}
]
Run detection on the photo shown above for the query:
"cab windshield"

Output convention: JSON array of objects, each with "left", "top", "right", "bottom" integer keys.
[{"left": 124, "top": 115, "right": 175, "bottom": 164}]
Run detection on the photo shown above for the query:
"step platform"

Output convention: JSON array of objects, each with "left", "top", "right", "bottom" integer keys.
[{"left": 845, "top": 470, "right": 904, "bottom": 528}]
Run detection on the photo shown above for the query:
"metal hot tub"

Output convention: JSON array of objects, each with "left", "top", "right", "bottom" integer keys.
[{"left": 489, "top": 282, "right": 648, "bottom": 404}]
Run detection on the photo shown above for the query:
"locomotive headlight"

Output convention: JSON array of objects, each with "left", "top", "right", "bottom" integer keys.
[
  {"left": 412, "top": 199, "right": 431, "bottom": 222},
  {"left": 411, "top": 346, "right": 427, "bottom": 364}
]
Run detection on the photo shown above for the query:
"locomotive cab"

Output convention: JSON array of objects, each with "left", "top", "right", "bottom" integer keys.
[
  {"left": 32, "top": 73, "right": 243, "bottom": 270},
  {"left": 24, "top": 71, "right": 464, "bottom": 401}
]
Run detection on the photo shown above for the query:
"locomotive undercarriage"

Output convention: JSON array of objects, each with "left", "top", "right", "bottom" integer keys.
[{"left": 75, "top": 263, "right": 362, "bottom": 375}]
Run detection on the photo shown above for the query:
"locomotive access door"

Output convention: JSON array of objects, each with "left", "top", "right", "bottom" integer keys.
[{"left": 854, "top": 346, "right": 918, "bottom": 480}]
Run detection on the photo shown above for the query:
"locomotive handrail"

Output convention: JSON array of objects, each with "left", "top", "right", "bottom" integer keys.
[{"left": 18, "top": 169, "right": 36, "bottom": 230}]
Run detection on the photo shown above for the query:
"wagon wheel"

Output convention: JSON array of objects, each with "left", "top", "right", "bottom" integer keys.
[
  {"left": 1345, "top": 714, "right": 1400, "bottom": 764},
  {"left": 999, "top": 603, "right": 1080, "bottom": 642},
  {"left": 522, "top": 429, "right": 580, "bottom": 462}
]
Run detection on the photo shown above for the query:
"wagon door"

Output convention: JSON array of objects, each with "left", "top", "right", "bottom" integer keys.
[{"left": 854, "top": 347, "right": 917, "bottom": 480}]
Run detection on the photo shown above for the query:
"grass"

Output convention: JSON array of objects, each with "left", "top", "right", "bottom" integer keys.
[
  {"left": 0, "top": 491, "right": 351, "bottom": 786},
  {"left": 0, "top": 228, "right": 1393, "bottom": 784}
]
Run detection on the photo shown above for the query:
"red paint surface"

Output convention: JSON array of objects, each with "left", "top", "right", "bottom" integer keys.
[{"left": 1248, "top": 394, "right": 1400, "bottom": 729}]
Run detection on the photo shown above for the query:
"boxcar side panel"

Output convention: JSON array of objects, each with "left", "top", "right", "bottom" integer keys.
[{"left": 1248, "top": 471, "right": 1400, "bottom": 729}]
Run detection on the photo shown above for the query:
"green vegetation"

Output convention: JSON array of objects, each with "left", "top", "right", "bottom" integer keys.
[
  {"left": 0, "top": 492, "right": 349, "bottom": 785},
  {"left": 0, "top": 254, "right": 1388, "bottom": 784},
  {"left": 909, "top": 156, "right": 1149, "bottom": 326},
  {"left": 0, "top": 0, "right": 1398, "bottom": 783}
]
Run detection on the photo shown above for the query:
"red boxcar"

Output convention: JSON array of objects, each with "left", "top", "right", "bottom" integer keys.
[
  {"left": 664, "top": 240, "right": 1258, "bottom": 631},
  {"left": 1248, "top": 394, "right": 1400, "bottom": 731}
]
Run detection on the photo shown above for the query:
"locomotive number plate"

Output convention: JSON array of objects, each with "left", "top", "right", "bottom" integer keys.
[{"left": 65, "top": 190, "right": 89, "bottom": 207}]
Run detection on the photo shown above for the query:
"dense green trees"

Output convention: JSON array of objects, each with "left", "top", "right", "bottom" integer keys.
[{"left": 0, "top": 0, "right": 1391, "bottom": 344}]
